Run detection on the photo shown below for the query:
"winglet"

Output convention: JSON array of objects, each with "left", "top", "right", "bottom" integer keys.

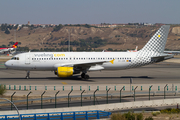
[{"left": 109, "top": 59, "right": 115, "bottom": 64}]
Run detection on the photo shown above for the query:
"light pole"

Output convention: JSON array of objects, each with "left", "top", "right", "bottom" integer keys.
[
  {"left": 68, "top": 29, "right": 70, "bottom": 52},
  {"left": 0, "top": 98, "right": 21, "bottom": 120}
]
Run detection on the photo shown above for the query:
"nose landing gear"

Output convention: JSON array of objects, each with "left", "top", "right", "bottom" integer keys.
[{"left": 26, "top": 71, "right": 30, "bottom": 79}]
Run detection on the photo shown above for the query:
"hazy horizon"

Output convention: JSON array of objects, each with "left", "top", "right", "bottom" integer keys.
[{"left": 0, "top": 0, "right": 180, "bottom": 25}]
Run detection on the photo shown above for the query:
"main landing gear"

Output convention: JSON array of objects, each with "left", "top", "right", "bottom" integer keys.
[
  {"left": 81, "top": 73, "right": 89, "bottom": 80},
  {"left": 26, "top": 71, "right": 30, "bottom": 79}
]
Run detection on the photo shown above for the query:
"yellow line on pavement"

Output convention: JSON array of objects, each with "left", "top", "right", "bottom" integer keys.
[{"left": 61, "top": 82, "right": 68, "bottom": 85}]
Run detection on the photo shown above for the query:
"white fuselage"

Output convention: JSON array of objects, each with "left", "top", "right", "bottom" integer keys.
[{"left": 5, "top": 51, "right": 141, "bottom": 71}]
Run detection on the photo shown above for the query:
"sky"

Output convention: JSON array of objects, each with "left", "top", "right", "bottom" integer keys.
[{"left": 0, "top": 0, "right": 180, "bottom": 25}]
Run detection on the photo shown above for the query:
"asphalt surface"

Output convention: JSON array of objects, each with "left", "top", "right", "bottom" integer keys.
[{"left": 0, "top": 61, "right": 180, "bottom": 85}]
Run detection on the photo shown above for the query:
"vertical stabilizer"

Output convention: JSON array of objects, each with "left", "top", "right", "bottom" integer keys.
[
  {"left": 12, "top": 42, "right": 18, "bottom": 48},
  {"left": 140, "top": 25, "right": 170, "bottom": 53},
  {"left": 128, "top": 25, "right": 170, "bottom": 69}
]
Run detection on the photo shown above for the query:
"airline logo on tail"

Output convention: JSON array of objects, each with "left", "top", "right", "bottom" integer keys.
[{"left": 12, "top": 42, "right": 18, "bottom": 48}]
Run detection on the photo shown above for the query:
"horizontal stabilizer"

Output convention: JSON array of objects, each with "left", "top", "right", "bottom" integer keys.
[{"left": 151, "top": 54, "right": 174, "bottom": 61}]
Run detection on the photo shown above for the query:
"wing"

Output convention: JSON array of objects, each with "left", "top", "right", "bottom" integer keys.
[{"left": 54, "top": 59, "right": 115, "bottom": 71}]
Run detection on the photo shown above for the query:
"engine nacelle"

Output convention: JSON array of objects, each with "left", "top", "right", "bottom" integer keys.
[{"left": 57, "top": 67, "right": 73, "bottom": 77}]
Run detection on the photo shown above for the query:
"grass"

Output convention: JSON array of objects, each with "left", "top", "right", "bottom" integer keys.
[{"left": 0, "top": 84, "right": 6, "bottom": 95}]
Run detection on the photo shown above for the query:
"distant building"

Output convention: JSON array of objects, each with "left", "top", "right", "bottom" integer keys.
[
  {"left": 144, "top": 23, "right": 153, "bottom": 26},
  {"left": 28, "top": 21, "right": 31, "bottom": 26}
]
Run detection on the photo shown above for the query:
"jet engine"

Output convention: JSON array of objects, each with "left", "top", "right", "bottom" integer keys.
[{"left": 57, "top": 67, "right": 73, "bottom": 77}]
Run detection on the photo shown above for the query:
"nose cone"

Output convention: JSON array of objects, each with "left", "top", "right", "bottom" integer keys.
[{"left": 4, "top": 61, "right": 9, "bottom": 68}]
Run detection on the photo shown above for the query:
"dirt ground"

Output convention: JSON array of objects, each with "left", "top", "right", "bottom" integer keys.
[{"left": 143, "top": 112, "right": 180, "bottom": 120}]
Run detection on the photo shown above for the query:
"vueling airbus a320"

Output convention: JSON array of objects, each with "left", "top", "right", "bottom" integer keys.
[{"left": 5, "top": 25, "right": 173, "bottom": 80}]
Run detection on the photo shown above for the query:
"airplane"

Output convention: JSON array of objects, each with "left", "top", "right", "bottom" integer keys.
[
  {"left": 5, "top": 25, "right": 173, "bottom": 80},
  {"left": 0, "top": 42, "right": 18, "bottom": 54},
  {"left": 127, "top": 46, "right": 138, "bottom": 52}
]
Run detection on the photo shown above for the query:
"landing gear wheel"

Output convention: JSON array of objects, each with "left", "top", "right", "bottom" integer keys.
[
  {"left": 81, "top": 73, "right": 85, "bottom": 78},
  {"left": 84, "top": 74, "right": 89, "bottom": 80}
]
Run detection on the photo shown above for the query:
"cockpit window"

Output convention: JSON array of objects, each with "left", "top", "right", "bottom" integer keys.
[{"left": 11, "top": 57, "right": 19, "bottom": 60}]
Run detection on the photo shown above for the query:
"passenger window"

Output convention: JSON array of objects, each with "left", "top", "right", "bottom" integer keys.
[{"left": 39, "top": 58, "right": 41, "bottom": 60}]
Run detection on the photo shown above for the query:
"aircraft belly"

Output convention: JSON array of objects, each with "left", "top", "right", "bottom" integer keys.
[{"left": 103, "top": 61, "right": 130, "bottom": 70}]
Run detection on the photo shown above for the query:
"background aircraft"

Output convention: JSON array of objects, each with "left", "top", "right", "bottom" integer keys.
[{"left": 0, "top": 42, "right": 18, "bottom": 54}]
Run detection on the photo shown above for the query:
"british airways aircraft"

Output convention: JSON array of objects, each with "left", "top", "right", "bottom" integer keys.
[{"left": 5, "top": 25, "right": 172, "bottom": 80}]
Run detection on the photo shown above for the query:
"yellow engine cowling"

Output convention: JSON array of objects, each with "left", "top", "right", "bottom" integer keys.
[{"left": 57, "top": 67, "right": 73, "bottom": 77}]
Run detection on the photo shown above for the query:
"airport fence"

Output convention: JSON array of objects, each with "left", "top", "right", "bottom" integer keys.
[
  {"left": 0, "top": 83, "right": 180, "bottom": 111},
  {"left": 0, "top": 86, "right": 179, "bottom": 111}
]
